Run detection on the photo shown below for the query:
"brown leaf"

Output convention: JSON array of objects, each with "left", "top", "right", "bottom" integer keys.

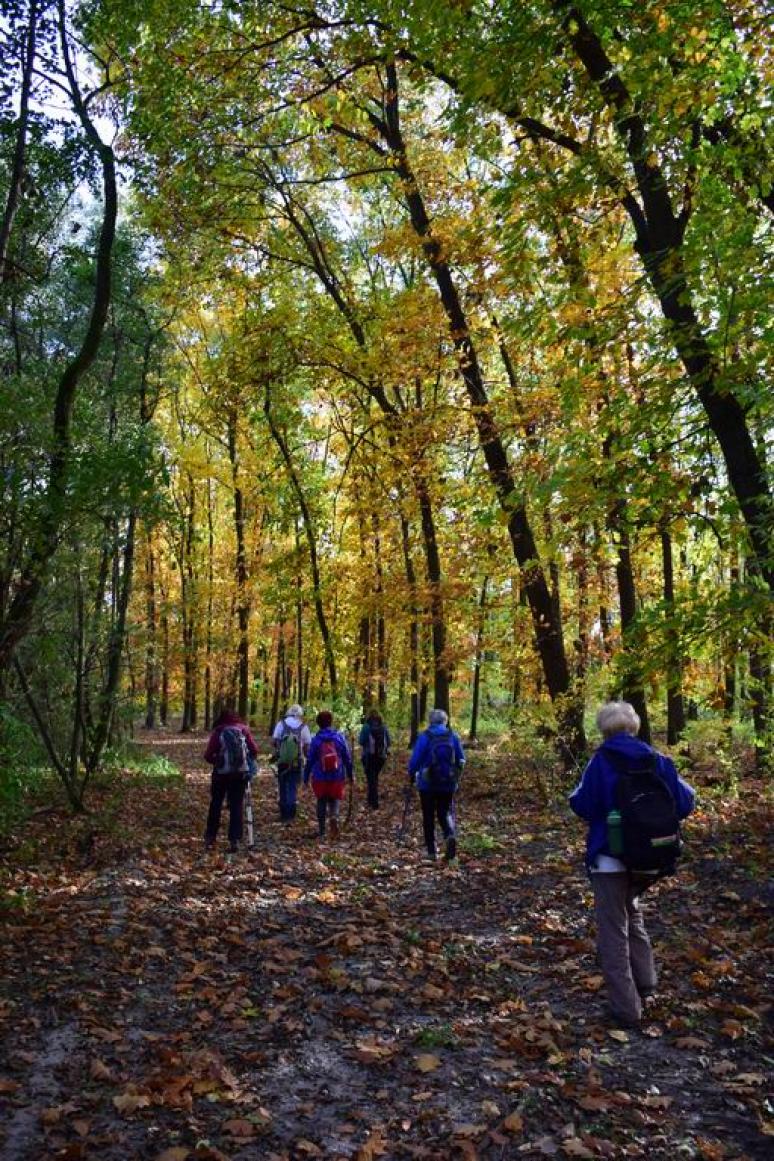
[
  {"left": 356, "top": 1129, "right": 388, "bottom": 1160},
  {"left": 562, "top": 1139, "right": 594, "bottom": 1158},
  {"left": 674, "top": 1036, "right": 710, "bottom": 1050},
  {"left": 113, "top": 1090, "right": 151, "bottom": 1113},
  {"left": 89, "top": 1057, "right": 114, "bottom": 1082},
  {"left": 0, "top": 1079, "right": 20, "bottom": 1094},
  {"left": 502, "top": 1112, "right": 524, "bottom": 1133},
  {"left": 157, "top": 1149, "right": 190, "bottom": 1161},
  {"left": 222, "top": 1117, "right": 255, "bottom": 1137},
  {"left": 415, "top": 1053, "right": 441, "bottom": 1073}
]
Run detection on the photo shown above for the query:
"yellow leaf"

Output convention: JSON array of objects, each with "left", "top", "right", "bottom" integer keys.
[
  {"left": 415, "top": 1053, "right": 441, "bottom": 1072},
  {"left": 608, "top": 1029, "right": 629, "bottom": 1042}
]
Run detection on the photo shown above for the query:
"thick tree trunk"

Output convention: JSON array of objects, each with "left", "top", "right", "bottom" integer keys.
[
  {"left": 556, "top": 3, "right": 772, "bottom": 594},
  {"left": 0, "top": 0, "right": 38, "bottom": 282},
  {"left": 374, "top": 63, "right": 584, "bottom": 761}
]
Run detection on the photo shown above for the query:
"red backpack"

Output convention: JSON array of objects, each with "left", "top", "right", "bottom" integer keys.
[{"left": 319, "top": 738, "right": 340, "bottom": 774}]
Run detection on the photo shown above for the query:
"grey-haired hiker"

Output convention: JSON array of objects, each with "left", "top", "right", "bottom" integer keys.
[
  {"left": 271, "top": 704, "right": 311, "bottom": 822},
  {"left": 407, "top": 709, "right": 465, "bottom": 862},
  {"left": 570, "top": 701, "right": 695, "bottom": 1028}
]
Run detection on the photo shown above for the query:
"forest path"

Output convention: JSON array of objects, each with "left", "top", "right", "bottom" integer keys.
[{"left": 0, "top": 728, "right": 769, "bottom": 1160}]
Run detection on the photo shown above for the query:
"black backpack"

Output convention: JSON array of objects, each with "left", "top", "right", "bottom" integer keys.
[
  {"left": 368, "top": 724, "right": 387, "bottom": 759},
  {"left": 615, "top": 757, "right": 682, "bottom": 876},
  {"left": 218, "top": 726, "right": 249, "bottom": 776}
]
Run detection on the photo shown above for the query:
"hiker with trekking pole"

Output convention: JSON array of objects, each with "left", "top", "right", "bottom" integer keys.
[
  {"left": 358, "top": 709, "right": 391, "bottom": 810},
  {"left": 407, "top": 709, "right": 465, "bottom": 863},
  {"left": 203, "top": 709, "right": 259, "bottom": 855},
  {"left": 570, "top": 700, "right": 695, "bottom": 1029}
]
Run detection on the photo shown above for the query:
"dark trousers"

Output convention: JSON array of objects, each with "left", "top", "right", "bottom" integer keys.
[
  {"left": 205, "top": 772, "right": 245, "bottom": 847},
  {"left": 419, "top": 789, "right": 455, "bottom": 856},
  {"left": 316, "top": 795, "right": 341, "bottom": 836},
  {"left": 363, "top": 755, "right": 386, "bottom": 809},
  {"left": 277, "top": 766, "right": 300, "bottom": 820}
]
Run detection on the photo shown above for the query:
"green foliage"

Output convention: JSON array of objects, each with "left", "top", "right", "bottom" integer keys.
[
  {"left": 0, "top": 705, "right": 50, "bottom": 831},
  {"left": 99, "top": 747, "right": 183, "bottom": 788},
  {"left": 413, "top": 1022, "right": 458, "bottom": 1049}
]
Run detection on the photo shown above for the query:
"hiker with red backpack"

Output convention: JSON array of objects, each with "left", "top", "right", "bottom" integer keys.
[
  {"left": 271, "top": 704, "right": 312, "bottom": 823},
  {"left": 407, "top": 708, "right": 465, "bottom": 862},
  {"left": 203, "top": 709, "right": 259, "bottom": 854},
  {"left": 570, "top": 700, "right": 695, "bottom": 1028},
  {"left": 304, "top": 710, "right": 353, "bottom": 840},
  {"left": 358, "top": 709, "right": 391, "bottom": 809}
]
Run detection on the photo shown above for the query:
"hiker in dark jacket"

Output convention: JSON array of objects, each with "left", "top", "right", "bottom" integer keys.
[
  {"left": 358, "top": 709, "right": 391, "bottom": 809},
  {"left": 570, "top": 701, "right": 695, "bottom": 1027},
  {"left": 304, "top": 710, "right": 353, "bottom": 840},
  {"left": 408, "top": 708, "right": 465, "bottom": 862},
  {"left": 203, "top": 709, "right": 259, "bottom": 853}
]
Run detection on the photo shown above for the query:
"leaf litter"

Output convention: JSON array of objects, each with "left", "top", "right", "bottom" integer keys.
[{"left": 0, "top": 732, "right": 770, "bottom": 1159}]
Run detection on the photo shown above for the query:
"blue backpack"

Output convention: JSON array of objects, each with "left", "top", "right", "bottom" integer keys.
[{"left": 427, "top": 730, "right": 458, "bottom": 790}]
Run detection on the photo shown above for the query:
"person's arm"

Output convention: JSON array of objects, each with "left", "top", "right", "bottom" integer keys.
[
  {"left": 660, "top": 756, "right": 696, "bottom": 819},
  {"left": 304, "top": 736, "right": 317, "bottom": 784},
  {"left": 301, "top": 725, "right": 312, "bottom": 758},
  {"left": 453, "top": 733, "right": 466, "bottom": 769},
  {"left": 408, "top": 734, "right": 426, "bottom": 780},
  {"left": 568, "top": 757, "right": 599, "bottom": 820},
  {"left": 339, "top": 734, "right": 353, "bottom": 779}
]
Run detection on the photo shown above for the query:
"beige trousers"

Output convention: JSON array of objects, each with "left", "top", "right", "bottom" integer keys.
[{"left": 591, "top": 872, "right": 658, "bottom": 1024}]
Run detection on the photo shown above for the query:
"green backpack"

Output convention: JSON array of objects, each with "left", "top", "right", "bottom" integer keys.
[{"left": 277, "top": 724, "right": 302, "bottom": 769}]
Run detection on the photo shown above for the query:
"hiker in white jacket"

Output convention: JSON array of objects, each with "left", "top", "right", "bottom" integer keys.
[{"left": 271, "top": 704, "right": 312, "bottom": 822}]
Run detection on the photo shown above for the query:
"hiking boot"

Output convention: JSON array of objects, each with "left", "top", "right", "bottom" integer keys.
[
  {"left": 425, "top": 850, "right": 438, "bottom": 862},
  {"left": 228, "top": 843, "right": 239, "bottom": 854},
  {"left": 445, "top": 835, "right": 457, "bottom": 862}
]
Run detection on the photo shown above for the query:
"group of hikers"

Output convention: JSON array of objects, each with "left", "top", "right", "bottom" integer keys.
[
  {"left": 203, "top": 703, "right": 457, "bottom": 856},
  {"left": 202, "top": 699, "right": 695, "bottom": 1030}
]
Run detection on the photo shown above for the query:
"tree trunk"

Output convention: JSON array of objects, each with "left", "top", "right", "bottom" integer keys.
[
  {"left": 143, "top": 530, "right": 157, "bottom": 729},
  {"left": 661, "top": 527, "right": 686, "bottom": 745},
  {"left": 264, "top": 390, "right": 337, "bottom": 700},
  {"left": 0, "top": 8, "right": 118, "bottom": 673},
  {"left": 469, "top": 576, "right": 489, "bottom": 741},
  {"left": 372, "top": 63, "right": 584, "bottom": 761}
]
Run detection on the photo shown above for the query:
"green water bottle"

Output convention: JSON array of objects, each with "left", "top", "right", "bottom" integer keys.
[{"left": 607, "top": 809, "right": 624, "bottom": 857}]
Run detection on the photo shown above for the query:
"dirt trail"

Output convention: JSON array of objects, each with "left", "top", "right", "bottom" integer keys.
[{"left": 0, "top": 730, "right": 770, "bottom": 1160}]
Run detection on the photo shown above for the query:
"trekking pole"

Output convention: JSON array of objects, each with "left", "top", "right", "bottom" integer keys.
[{"left": 244, "top": 779, "right": 255, "bottom": 850}]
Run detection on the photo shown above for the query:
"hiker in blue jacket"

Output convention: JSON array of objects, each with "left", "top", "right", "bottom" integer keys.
[
  {"left": 570, "top": 701, "right": 695, "bottom": 1028},
  {"left": 408, "top": 709, "right": 465, "bottom": 862}
]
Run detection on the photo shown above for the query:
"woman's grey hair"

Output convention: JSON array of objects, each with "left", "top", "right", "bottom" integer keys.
[
  {"left": 597, "top": 701, "right": 640, "bottom": 738},
  {"left": 429, "top": 708, "right": 448, "bottom": 726},
  {"left": 288, "top": 704, "right": 303, "bottom": 718}
]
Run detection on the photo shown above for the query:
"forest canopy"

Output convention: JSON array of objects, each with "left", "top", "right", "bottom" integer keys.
[{"left": 0, "top": 0, "right": 771, "bottom": 807}]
